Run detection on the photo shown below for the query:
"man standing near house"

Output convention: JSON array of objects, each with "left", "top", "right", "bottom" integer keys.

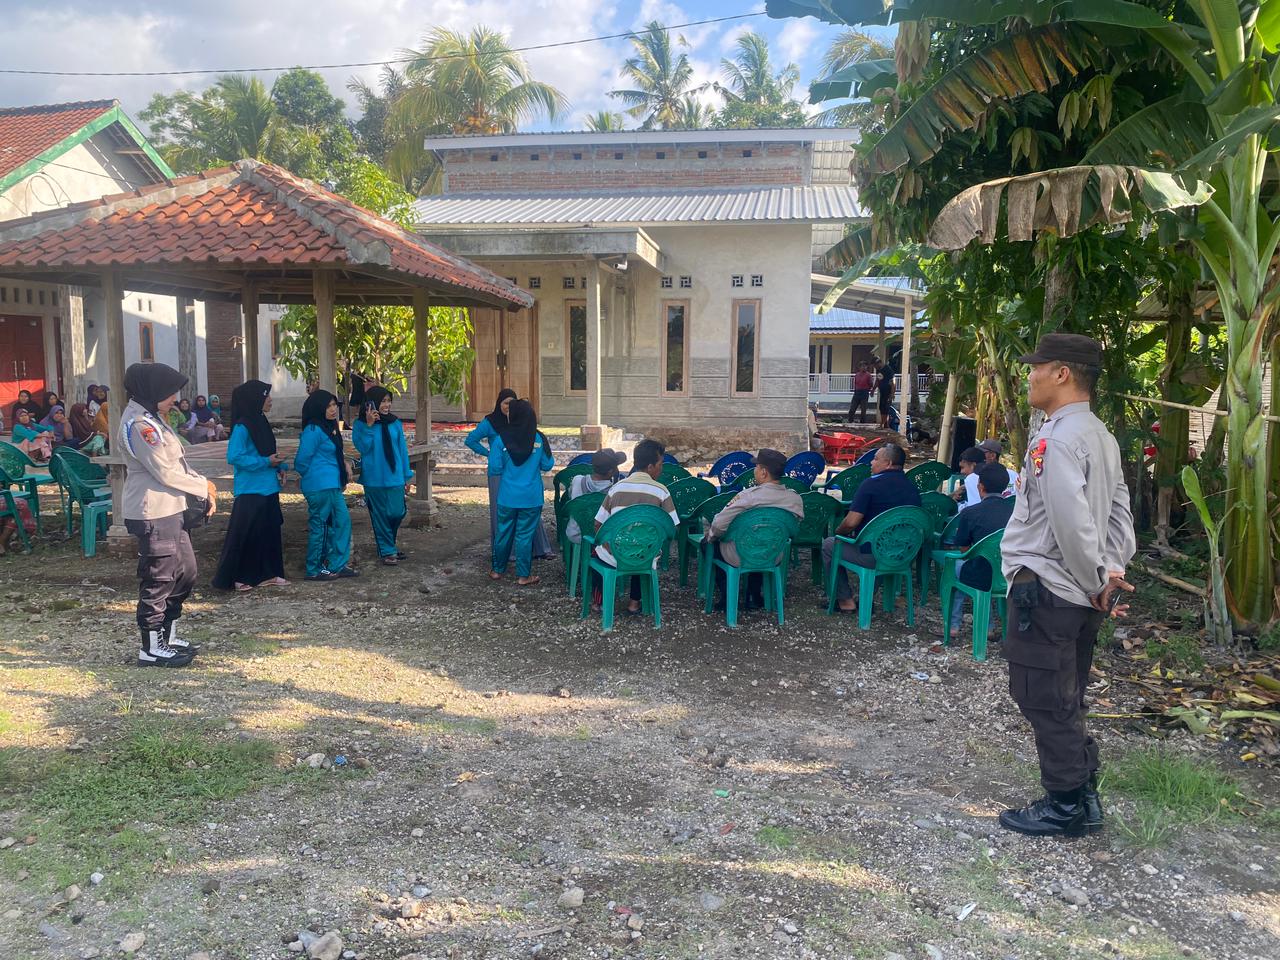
[
  {"left": 821, "top": 443, "right": 920, "bottom": 613},
  {"left": 849, "top": 362, "right": 874, "bottom": 424},
  {"left": 875, "top": 356, "right": 897, "bottom": 429},
  {"left": 998, "top": 333, "right": 1135, "bottom": 838}
]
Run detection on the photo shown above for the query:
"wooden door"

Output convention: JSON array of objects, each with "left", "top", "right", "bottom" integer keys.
[
  {"left": 0, "top": 314, "right": 46, "bottom": 413},
  {"left": 468, "top": 308, "right": 503, "bottom": 420},
  {"left": 503, "top": 305, "right": 539, "bottom": 414}
]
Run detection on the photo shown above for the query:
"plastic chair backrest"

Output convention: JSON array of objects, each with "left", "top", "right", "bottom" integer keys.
[
  {"left": 660, "top": 463, "right": 691, "bottom": 485},
  {"left": 778, "top": 476, "right": 812, "bottom": 495},
  {"left": 853, "top": 506, "right": 931, "bottom": 572},
  {"left": 707, "top": 452, "right": 753, "bottom": 486},
  {"left": 722, "top": 507, "right": 800, "bottom": 569},
  {"left": 919, "top": 491, "right": 958, "bottom": 533},
  {"left": 937, "top": 511, "right": 964, "bottom": 546},
  {"left": 553, "top": 464, "right": 593, "bottom": 511},
  {"left": 55, "top": 448, "right": 107, "bottom": 484},
  {"left": 784, "top": 452, "right": 825, "bottom": 485},
  {"left": 907, "top": 461, "right": 953, "bottom": 494},
  {"left": 954, "top": 529, "right": 1007, "bottom": 591},
  {"left": 0, "top": 441, "right": 34, "bottom": 477},
  {"left": 0, "top": 462, "right": 20, "bottom": 489},
  {"left": 795, "top": 491, "right": 840, "bottom": 545},
  {"left": 824, "top": 464, "right": 870, "bottom": 500},
  {"left": 662, "top": 453, "right": 679, "bottom": 465},
  {"left": 594, "top": 504, "right": 676, "bottom": 573},
  {"left": 564, "top": 490, "right": 607, "bottom": 536},
  {"left": 690, "top": 492, "right": 735, "bottom": 528},
  {"left": 567, "top": 452, "right": 594, "bottom": 467},
  {"left": 667, "top": 475, "right": 717, "bottom": 520},
  {"left": 854, "top": 446, "right": 878, "bottom": 466}
]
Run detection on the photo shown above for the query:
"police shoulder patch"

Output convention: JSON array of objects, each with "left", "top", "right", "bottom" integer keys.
[{"left": 138, "top": 422, "right": 162, "bottom": 446}]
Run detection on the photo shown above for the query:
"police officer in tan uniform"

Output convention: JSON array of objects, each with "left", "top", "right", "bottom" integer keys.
[
  {"left": 999, "top": 334, "right": 1135, "bottom": 837},
  {"left": 120, "top": 363, "right": 218, "bottom": 667}
]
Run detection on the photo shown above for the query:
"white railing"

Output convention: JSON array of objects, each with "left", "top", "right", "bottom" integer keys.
[{"left": 808, "top": 372, "right": 946, "bottom": 397}]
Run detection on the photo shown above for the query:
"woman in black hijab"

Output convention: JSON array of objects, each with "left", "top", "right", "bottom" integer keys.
[
  {"left": 353, "top": 386, "right": 413, "bottom": 565},
  {"left": 211, "top": 379, "right": 289, "bottom": 591}
]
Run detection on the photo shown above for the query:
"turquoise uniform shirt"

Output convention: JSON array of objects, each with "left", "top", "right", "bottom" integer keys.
[
  {"left": 352, "top": 418, "right": 414, "bottom": 488},
  {"left": 492, "top": 434, "right": 554, "bottom": 509},
  {"left": 294, "top": 423, "right": 345, "bottom": 494},
  {"left": 226, "top": 423, "right": 280, "bottom": 497},
  {"left": 465, "top": 418, "right": 503, "bottom": 475}
]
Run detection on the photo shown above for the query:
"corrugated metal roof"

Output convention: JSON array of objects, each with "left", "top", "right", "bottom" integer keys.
[
  {"left": 423, "top": 128, "right": 861, "bottom": 149},
  {"left": 810, "top": 305, "right": 906, "bottom": 332},
  {"left": 412, "top": 186, "right": 863, "bottom": 226}
]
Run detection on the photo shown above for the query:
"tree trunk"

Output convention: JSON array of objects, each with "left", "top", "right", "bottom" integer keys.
[{"left": 1155, "top": 296, "right": 1193, "bottom": 549}]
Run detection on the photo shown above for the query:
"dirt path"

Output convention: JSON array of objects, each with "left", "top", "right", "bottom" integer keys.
[{"left": 0, "top": 488, "right": 1276, "bottom": 960}]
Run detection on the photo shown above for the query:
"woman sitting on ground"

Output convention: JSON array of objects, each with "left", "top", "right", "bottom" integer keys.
[
  {"left": 10, "top": 389, "right": 42, "bottom": 423},
  {"left": 40, "top": 405, "right": 77, "bottom": 448},
  {"left": 166, "top": 398, "right": 194, "bottom": 444},
  {"left": 11, "top": 407, "right": 54, "bottom": 462},
  {"left": 190, "top": 395, "right": 224, "bottom": 443},
  {"left": 295, "top": 389, "right": 358, "bottom": 582},
  {"left": 67, "top": 403, "right": 106, "bottom": 456}
]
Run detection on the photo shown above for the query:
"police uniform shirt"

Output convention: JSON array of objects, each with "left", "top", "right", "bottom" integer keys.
[
  {"left": 120, "top": 399, "right": 210, "bottom": 521},
  {"left": 1000, "top": 401, "right": 1136, "bottom": 607}
]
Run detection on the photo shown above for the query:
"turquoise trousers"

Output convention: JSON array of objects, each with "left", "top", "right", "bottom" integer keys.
[
  {"left": 304, "top": 489, "right": 351, "bottom": 576},
  {"left": 493, "top": 505, "right": 541, "bottom": 578},
  {"left": 364, "top": 485, "right": 406, "bottom": 557}
]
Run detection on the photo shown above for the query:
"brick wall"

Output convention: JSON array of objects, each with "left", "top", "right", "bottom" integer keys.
[
  {"left": 204, "top": 301, "right": 243, "bottom": 398},
  {"left": 442, "top": 143, "right": 809, "bottom": 194}
]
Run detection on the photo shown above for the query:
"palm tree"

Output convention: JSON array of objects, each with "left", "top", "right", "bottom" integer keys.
[
  {"left": 811, "top": 27, "right": 894, "bottom": 128},
  {"left": 348, "top": 66, "right": 406, "bottom": 165},
  {"left": 584, "top": 110, "right": 626, "bottom": 132},
  {"left": 386, "top": 26, "right": 568, "bottom": 191},
  {"left": 675, "top": 96, "right": 714, "bottom": 130},
  {"left": 609, "top": 21, "right": 699, "bottom": 130},
  {"left": 718, "top": 32, "right": 799, "bottom": 104}
]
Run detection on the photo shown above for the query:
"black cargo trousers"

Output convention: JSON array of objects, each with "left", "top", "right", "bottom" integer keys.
[
  {"left": 1004, "top": 579, "right": 1105, "bottom": 793},
  {"left": 124, "top": 513, "right": 197, "bottom": 631}
]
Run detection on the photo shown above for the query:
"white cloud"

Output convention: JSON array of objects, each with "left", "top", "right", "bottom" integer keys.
[{"left": 777, "top": 19, "right": 820, "bottom": 66}]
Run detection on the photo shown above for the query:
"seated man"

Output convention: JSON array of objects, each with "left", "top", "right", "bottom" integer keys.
[
  {"left": 591, "top": 438, "right": 680, "bottom": 614},
  {"left": 706, "top": 448, "right": 804, "bottom": 610},
  {"left": 941, "top": 463, "right": 1016, "bottom": 639},
  {"left": 822, "top": 443, "right": 921, "bottom": 612},
  {"left": 978, "top": 438, "right": 1020, "bottom": 493},
  {"left": 565, "top": 448, "right": 626, "bottom": 544},
  {"left": 952, "top": 446, "right": 986, "bottom": 511}
]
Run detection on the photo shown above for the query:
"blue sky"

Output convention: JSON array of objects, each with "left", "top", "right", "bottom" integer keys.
[{"left": 0, "top": 1, "right": 891, "bottom": 131}]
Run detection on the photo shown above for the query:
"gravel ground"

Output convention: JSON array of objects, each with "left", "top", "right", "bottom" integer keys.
[{"left": 0, "top": 486, "right": 1275, "bottom": 960}]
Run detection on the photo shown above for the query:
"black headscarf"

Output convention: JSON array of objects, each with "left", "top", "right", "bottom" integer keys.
[
  {"left": 504, "top": 399, "right": 546, "bottom": 467},
  {"left": 301, "top": 389, "right": 348, "bottom": 487},
  {"left": 485, "top": 388, "right": 517, "bottom": 432},
  {"left": 124, "top": 362, "right": 189, "bottom": 416},
  {"left": 364, "top": 386, "right": 401, "bottom": 473},
  {"left": 229, "top": 379, "right": 276, "bottom": 456}
]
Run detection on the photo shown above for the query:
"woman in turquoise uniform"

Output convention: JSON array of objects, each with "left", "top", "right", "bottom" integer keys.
[
  {"left": 211, "top": 380, "right": 289, "bottom": 591},
  {"left": 295, "top": 389, "right": 358, "bottom": 582},
  {"left": 353, "top": 386, "right": 414, "bottom": 565},
  {"left": 466, "top": 389, "right": 554, "bottom": 560},
  {"left": 490, "top": 400, "right": 554, "bottom": 586}
]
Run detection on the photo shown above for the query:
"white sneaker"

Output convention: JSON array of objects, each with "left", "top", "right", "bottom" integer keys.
[{"left": 137, "top": 628, "right": 194, "bottom": 668}]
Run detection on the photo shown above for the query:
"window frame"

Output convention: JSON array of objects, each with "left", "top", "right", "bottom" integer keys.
[
  {"left": 564, "top": 298, "right": 588, "bottom": 396},
  {"left": 659, "top": 298, "right": 691, "bottom": 397},
  {"left": 271, "top": 316, "right": 284, "bottom": 359},
  {"left": 729, "top": 298, "right": 762, "bottom": 398},
  {"left": 138, "top": 321, "right": 155, "bottom": 362}
]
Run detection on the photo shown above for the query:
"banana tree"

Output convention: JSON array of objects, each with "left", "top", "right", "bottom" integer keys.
[{"left": 771, "top": 0, "right": 1280, "bottom": 627}]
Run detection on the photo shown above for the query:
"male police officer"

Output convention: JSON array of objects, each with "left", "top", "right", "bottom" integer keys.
[{"left": 999, "top": 334, "right": 1135, "bottom": 837}]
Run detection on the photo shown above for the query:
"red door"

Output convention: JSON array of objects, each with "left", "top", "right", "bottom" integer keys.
[{"left": 0, "top": 314, "right": 47, "bottom": 414}]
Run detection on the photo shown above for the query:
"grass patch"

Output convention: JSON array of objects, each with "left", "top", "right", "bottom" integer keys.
[
  {"left": 419, "top": 714, "right": 497, "bottom": 737},
  {"left": 1150, "top": 632, "right": 1205, "bottom": 672},
  {"left": 754, "top": 825, "right": 797, "bottom": 850}
]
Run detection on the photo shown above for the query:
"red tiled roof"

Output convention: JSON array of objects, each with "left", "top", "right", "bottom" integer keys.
[
  {"left": 0, "top": 159, "right": 533, "bottom": 309},
  {"left": 0, "top": 100, "right": 116, "bottom": 179}
]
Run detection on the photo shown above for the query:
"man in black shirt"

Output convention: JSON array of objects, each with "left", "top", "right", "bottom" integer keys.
[
  {"left": 876, "top": 358, "right": 896, "bottom": 429},
  {"left": 822, "top": 443, "right": 921, "bottom": 612},
  {"left": 941, "top": 463, "right": 1015, "bottom": 638}
]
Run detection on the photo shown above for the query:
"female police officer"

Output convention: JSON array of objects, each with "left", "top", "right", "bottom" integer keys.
[{"left": 120, "top": 362, "right": 218, "bottom": 667}]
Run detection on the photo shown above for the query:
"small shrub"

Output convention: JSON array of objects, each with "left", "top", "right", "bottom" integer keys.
[{"left": 1151, "top": 632, "right": 1205, "bottom": 672}]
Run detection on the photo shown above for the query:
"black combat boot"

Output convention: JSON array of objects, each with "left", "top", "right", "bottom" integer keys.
[
  {"left": 998, "top": 787, "right": 1088, "bottom": 837},
  {"left": 1082, "top": 772, "right": 1104, "bottom": 833},
  {"left": 162, "top": 620, "right": 199, "bottom": 654},
  {"left": 137, "top": 627, "right": 195, "bottom": 668}
]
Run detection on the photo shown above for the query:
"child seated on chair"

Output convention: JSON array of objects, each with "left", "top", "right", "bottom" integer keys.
[
  {"left": 565, "top": 449, "right": 626, "bottom": 545},
  {"left": 939, "top": 463, "right": 1014, "bottom": 640}
]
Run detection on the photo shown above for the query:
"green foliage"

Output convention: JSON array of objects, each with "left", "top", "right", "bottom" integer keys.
[
  {"left": 272, "top": 159, "right": 475, "bottom": 402},
  {"left": 610, "top": 21, "right": 700, "bottom": 130},
  {"left": 1150, "top": 632, "right": 1206, "bottom": 672},
  {"left": 1104, "top": 748, "right": 1252, "bottom": 827}
]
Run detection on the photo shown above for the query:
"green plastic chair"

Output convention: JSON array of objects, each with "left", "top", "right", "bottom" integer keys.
[
  {"left": 725, "top": 469, "right": 757, "bottom": 491},
  {"left": 579, "top": 504, "right": 676, "bottom": 632},
  {"left": 792, "top": 492, "right": 842, "bottom": 586},
  {"left": 0, "top": 440, "right": 53, "bottom": 532},
  {"left": 51, "top": 447, "right": 108, "bottom": 533},
  {"left": 823, "top": 464, "right": 870, "bottom": 503},
  {"left": 659, "top": 463, "right": 691, "bottom": 485},
  {"left": 0, "top": 465, "right": 35, "bottom": 552},
  {"left": 561, "top": 491, "right": 608, "bottom": 598},
  {"left": 778, "top": 476, "right": 812, "bottom": 495},
  {"left": 938, "top": 529, "right": 1008, "bottom": 661},
  {"left": 918, "top": 492, "right": 958, "bottom": 594},
  {"left": 704, "top": 506, "right": 800, "bottom": 627},
  {"left": 48, "top": 455, "right": 112, "bottom": 545},
  {"left": 825, "top": 505, "right": 931, "bottom": 629},
  {"left": 667, "top": 475, "right": 717, "bottom": 580},
  {"left": 684, "top": 492, "right": 735, "bottom": 592},
  {"left": 922, "top": 511, "right": 965, "bottom": 601},
  {"left": 906, "top": 461, "right": 954, "bottom": 495},
  {"left": 553, "top": 464, "right": 594, "bottom": 556}
]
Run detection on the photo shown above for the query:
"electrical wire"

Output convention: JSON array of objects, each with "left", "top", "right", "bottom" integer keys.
[{"left": 0, "top": 12, "right": 765, "bottom": 78}]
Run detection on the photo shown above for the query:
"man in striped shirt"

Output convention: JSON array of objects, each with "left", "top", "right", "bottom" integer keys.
[{"left": 591, "top": 438, "right": 680, "bottom": 613}]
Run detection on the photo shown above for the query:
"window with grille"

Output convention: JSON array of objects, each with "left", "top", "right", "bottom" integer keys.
[
  {"left": 660, "top": 276, "right": 673, "bottom": 289},
  {"left": 679, "top": 276, "right": 692, "bottom": 289},
  {"left": 562, "top": 277, "right": 576, "bottom": 289},
  {"left": 731, "top": 275, "right": 744, "bottom": 288},
  {"left": 528, "top": 277, "right": 541, "bottom": 289},
  {"left": 751, "top": 275, "right": 763, "bottom": 287}
]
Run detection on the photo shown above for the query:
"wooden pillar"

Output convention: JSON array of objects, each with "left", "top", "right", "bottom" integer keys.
[
  {"left": 582, "top": 258, "right": 604, "bottom": 449},
  {"left": 58, "top": 285, "right": 87, "bottom": 405},
  {"left": 242, "top": 284, "right": 260, "bottom": 382},
  {"left": 876, "top": 308, "right": 886, "bottom": 360},
  {"left": 409, "top": 287, "right": 437, "bottom": 523},
  {"left": 313, "top": 272, "right": 336, "bottom": 393},
  {"left": 898, "top": 294, "right": 913, "bottom": 444},
  {"left": 102, "top": 271, "right": 130, "bottom": 548},
  {"left": 937, "top": 372, "right": 959, "bottom": 466}
]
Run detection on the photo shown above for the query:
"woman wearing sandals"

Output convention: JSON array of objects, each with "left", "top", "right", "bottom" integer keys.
[
  {"left": 352, "top": 386, "right": 413, "bottom": 566},
  {"left": 211, "top": 380, "right": 290, "bottom": 592},
  {"left": 295, "top": 389, "right": 359, "bottom": 582},
  {"left": 489, "top": 400, "right": 554, "bottom": 586}
]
